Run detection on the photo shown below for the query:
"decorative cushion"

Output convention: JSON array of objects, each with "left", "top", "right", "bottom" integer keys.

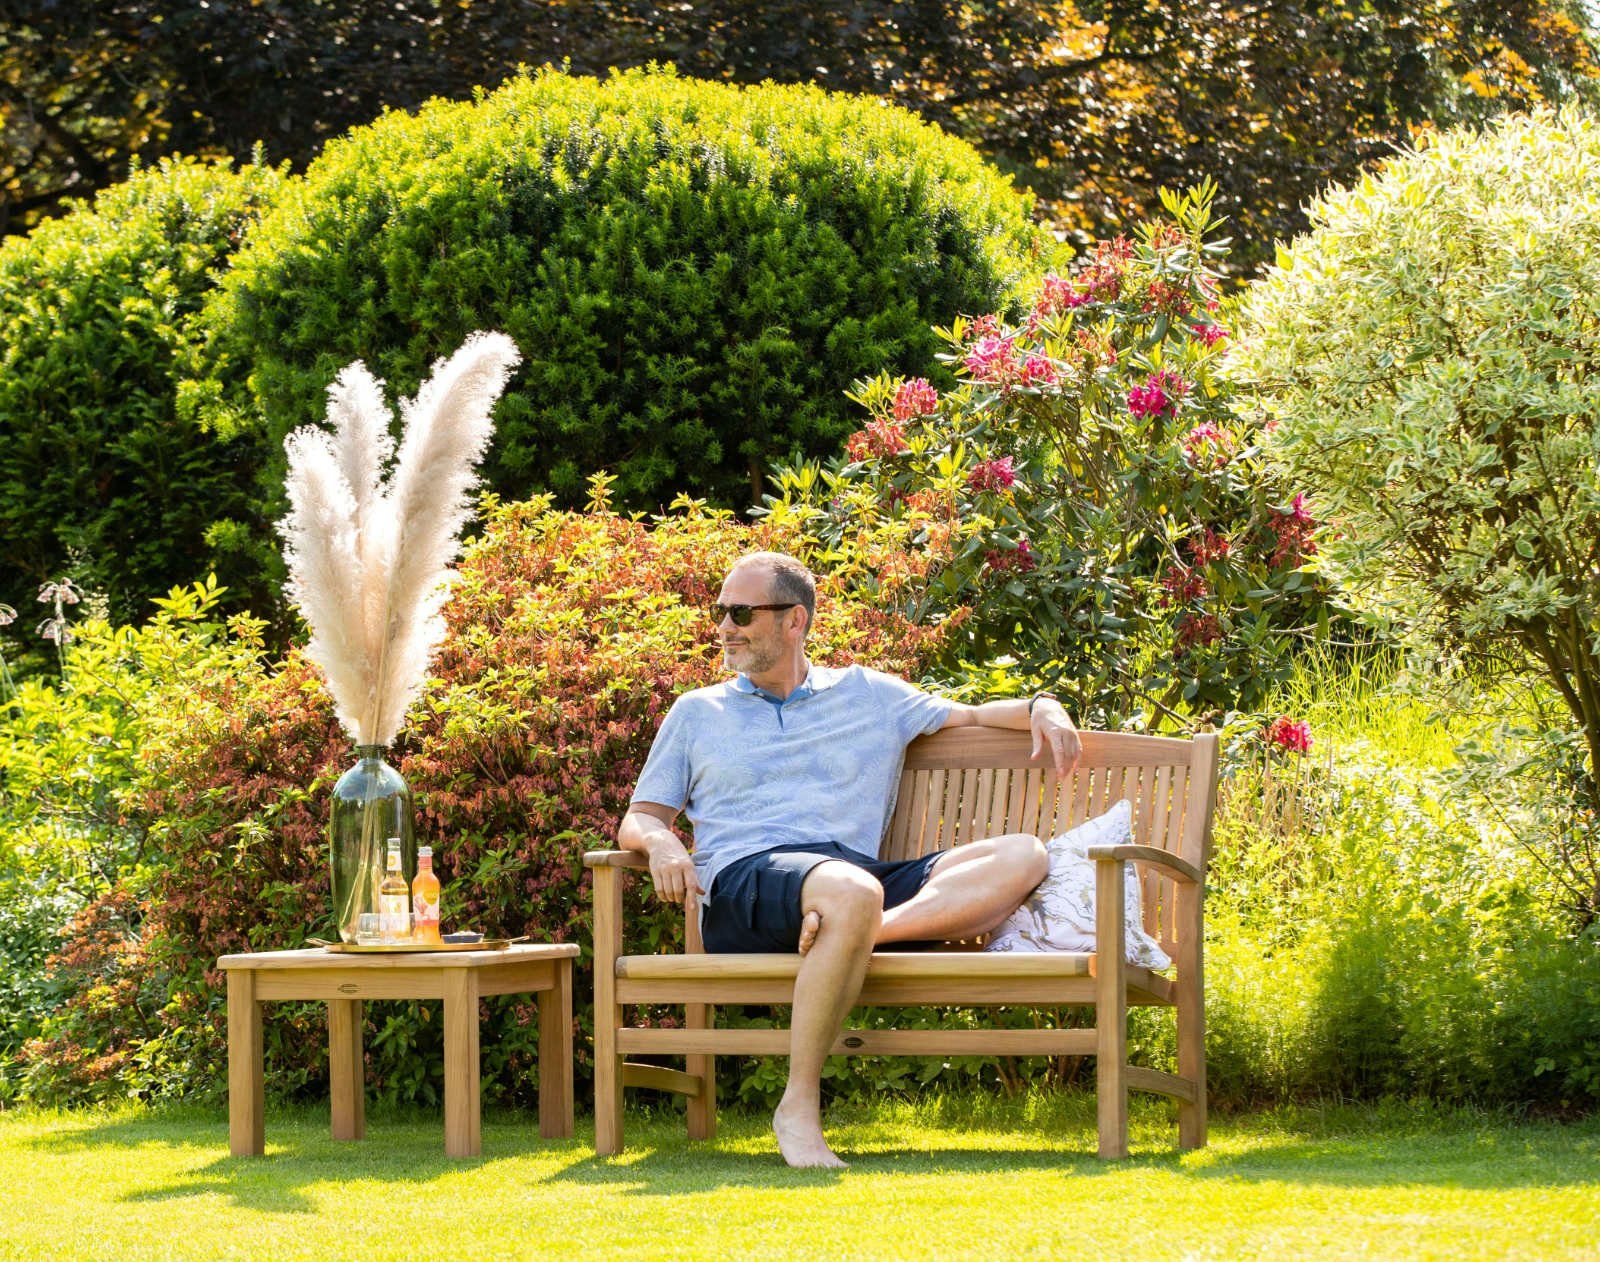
[{"left": 983, "top": 798, "right": 1173, "bottom": 970}]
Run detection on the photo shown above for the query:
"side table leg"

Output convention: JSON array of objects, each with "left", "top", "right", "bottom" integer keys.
[
  {"left": 227, "top": 971, "right": 264, "bottom": 1157},
  {"left": 329, "top": 999, "right": 365, "bottom": 1142},
  {"left": 444, "top": 968, "right": 481, "bottom": 1158},
  {"left": 538, "top": 960, "right": 575, "bottom": 1139}
]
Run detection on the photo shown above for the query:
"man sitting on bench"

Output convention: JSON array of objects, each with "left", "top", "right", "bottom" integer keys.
[{"left": 618, "top": 550, "right": 1081, "bottom": 1168}]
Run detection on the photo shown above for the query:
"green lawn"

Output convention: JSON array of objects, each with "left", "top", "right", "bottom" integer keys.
[{"left": 2, "top": 1095, "right": 1595, "bottom": 1260}]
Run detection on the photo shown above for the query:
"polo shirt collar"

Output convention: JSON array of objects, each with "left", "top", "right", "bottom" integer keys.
[{"left": 729, "top": 662, "right": 844, "bottom": 703}]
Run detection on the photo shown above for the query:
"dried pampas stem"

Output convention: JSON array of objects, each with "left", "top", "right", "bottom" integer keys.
[{"left": 278, "top": 331, "right": 522, "bottom": 749}]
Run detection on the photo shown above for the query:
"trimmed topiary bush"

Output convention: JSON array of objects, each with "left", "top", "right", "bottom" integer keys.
[
  {"left": 184, "top": 65, "right": 1055, "bottom": 604},
  {"left": 0, "top": 156, "right": 283, "bottom": 625}
]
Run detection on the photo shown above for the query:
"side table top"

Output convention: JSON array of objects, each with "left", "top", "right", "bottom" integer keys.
[{"left": 218, "top": 943, "right": 580, "bottom": 970}]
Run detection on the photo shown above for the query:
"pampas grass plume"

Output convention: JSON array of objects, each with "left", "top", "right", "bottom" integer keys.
[{"left": 278, "top": 331, "right": 522, "bottom": 748}]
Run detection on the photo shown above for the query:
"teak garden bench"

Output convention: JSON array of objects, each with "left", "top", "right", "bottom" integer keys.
[{"left": 584, "top": 726, "right": 1220, "bottom": 1159}]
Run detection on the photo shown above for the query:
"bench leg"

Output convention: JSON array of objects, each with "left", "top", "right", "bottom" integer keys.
[
  {"left": 444, "top": 969, "right": 481, "bottom": 1159},
  {"left": 1095, "top": 860, "right": 1129, "bottom": 1160},
  {"left": 686, "top": 1002, "right": 716, "bottom": 1142},
  {"left": 594, "top": 867, "right": 625, "bottom": 1156},
  {"left": 227, "top": 971, "right": 264, "bottom": 1157},
  {"left": 1177, "top": 884, "right": 1207, "bottom": 1150},
  {"left": 329, "top": 999, "right": 366, "bottom": 1141},
  {"left": 538, "top": 960, "right": 575, "bottom": 1139}
]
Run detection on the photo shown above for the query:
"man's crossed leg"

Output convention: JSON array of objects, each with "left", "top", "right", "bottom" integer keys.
[{"left": 763, "top": 833, "right": 1048, "bottom": 1168}]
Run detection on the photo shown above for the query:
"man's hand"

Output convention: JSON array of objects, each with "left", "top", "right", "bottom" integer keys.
[
  {"left": 1030, "top": 698, "right": 1082, "bottom": 778},
  {"left": 619, "top": 803, "right": 705, "bottom": 905},
  {"left": 646, "top": 833, "right": 705, "bottom": 905}
]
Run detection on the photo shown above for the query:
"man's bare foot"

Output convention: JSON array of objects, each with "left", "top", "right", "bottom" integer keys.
[
  {"left": 797, "top": 909, "right": 822, "bottom": 956},
  {"left": 774, "top": 1098, "right": 847, "bottom": 1169}
]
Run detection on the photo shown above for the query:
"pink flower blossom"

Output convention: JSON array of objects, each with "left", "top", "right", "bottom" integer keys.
[
  {"left": 846, "top": 418, "right": 909, "bottom": 462},
  {"left": 893, "top": 377, "right": 939, "bottom": 422},
  {"left": 1127, "top": 370, "right": 1192, "bottom": 420},
  {"left": 1265, "top": 716, "right": 1313, "bottom": 754},
  {"left": 1196, "top": 323, "right": 1229, "bottom": 348},
  {"left": 1019, "top": 354, "right": 1058, "bottom": 387},
  {"left": 1181, "top": 422, "right": 1235, "bottom": 471},
  {"left": 967, "top": 457, "right": 1017, "bottom": 493},
  {"left": 965, "top": 335, "right": 1020, "bottom": 382}
]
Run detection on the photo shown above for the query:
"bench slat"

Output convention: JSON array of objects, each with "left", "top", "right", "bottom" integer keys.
[{"left": 617, "top": 1027, "right": 1101, "bottom": 1057}]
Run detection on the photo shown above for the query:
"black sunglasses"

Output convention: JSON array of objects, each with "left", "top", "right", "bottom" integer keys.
[{"left": 713, "top": 602, "right": 799, "bottom": 627}]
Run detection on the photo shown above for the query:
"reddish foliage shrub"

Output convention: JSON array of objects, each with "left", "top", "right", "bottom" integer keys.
[{"left": 31, "top": 495, "right": 958, "bottom": 1107}]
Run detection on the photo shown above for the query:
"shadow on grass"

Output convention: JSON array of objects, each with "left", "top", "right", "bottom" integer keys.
[{"left": 17, "top": 1097, "right": 1600, "bottom": 1209}]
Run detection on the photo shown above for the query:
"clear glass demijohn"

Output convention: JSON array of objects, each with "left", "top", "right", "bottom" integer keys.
[{"left": 328, "top": 745, "right": 416, "bottom": 942}]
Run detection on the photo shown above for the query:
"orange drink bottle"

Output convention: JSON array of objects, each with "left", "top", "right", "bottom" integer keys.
[{"left": 412, "top": 845, "right": 442, "bottom": 945}]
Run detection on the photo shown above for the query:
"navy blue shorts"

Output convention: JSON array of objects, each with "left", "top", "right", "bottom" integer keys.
[{"left": 701, "top": 841, "right": 946, "bottom": 954}]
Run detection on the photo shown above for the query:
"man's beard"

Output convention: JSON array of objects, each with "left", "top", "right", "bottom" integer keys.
[{"left": 724, "top": 638, "right": 781, "bottom": 675}]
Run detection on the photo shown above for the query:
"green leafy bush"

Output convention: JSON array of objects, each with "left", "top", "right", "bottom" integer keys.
[
  {"left": 21, "top": 492, "right": 960, "bottom": 1107},
  {"left": 763, "top": 184, "right": 1341, "bottom": 727},
  {"left": 183, "top": 64, "right": 1055, "bottom": 611},
  {"left": 1203, "top": 655, "right": 1600, "bottom": 1110},
  {"left": 0, "top": 577, "right": 268, "bottom": 1100},
  {"left": 1233, "top": 106, "right": 1600, "bottom": 922},
  {"left": 0, "top": 157, "right": 283, "bottom": 626}
]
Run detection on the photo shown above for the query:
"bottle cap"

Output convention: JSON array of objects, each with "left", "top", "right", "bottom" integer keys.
[{"left": 418, "top": 845, "right": 433, "bottom": 858}]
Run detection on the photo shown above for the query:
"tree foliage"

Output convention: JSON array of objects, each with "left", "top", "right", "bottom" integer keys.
[
  {"left": 1234, "top": 106, "right": 1600, "bottom": 920},
  {"left": 0, "top": 154, "right": 283, "bottom": 624},
  {"left": 6, "top": 3, "right": 1598, "bottom": 274}
]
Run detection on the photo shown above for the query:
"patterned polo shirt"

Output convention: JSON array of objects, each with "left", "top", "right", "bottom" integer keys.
[{"left": 630, "top": 663, "right": 955, "bottom": 896}]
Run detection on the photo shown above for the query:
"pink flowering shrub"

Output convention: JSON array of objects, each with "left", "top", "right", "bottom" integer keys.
[{"left": 765, "top": 182, "right": 1342, "bottom": 724}]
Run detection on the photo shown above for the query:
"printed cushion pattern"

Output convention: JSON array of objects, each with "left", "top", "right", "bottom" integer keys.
[{"left": 983, "top": 798, "right": 1173, "bottom": 970}]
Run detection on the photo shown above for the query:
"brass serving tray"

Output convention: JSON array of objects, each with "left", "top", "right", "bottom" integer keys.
[{"left": 319, "top": 939, "right": 513, "bottom": 954}]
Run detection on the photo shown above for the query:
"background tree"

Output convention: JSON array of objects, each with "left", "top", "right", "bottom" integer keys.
[
  {"left": 6, "top": 2, "right": 1598, "bottom": 273},
  {"left": 1233, "top": 106, "right": 1600, "bottom": 924}
]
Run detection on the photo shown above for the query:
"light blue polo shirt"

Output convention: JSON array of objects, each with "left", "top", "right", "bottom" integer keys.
[{"left": 630, "top": 663, "right": 956, "bottom": 896}]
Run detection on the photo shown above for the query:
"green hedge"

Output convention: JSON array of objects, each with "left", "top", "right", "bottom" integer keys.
[
  {"left": 0, "top": 157, "right": 283, "bottom": 624},
  {"left": 184, "top": 66, "right": 1055, "bottom": 586}
]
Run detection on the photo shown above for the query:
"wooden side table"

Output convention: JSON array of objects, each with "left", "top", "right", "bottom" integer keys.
[{"left": 217, "top": 943, "right": 579, "bottom": 1159}]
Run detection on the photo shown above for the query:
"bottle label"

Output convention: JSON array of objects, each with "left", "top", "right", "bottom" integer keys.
[
  {"left": 414, "top": 890, "right": 440, "bottom": 927},
  {"left": 379, "top": 893, "right": 410, "bottom": 939}
]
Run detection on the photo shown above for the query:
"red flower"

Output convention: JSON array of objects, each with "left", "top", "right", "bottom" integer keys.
[
  {"left": 1187, "top": 528, "right": 1232, "bottom": 566},
  {"left": 893, "top": 377, "right": 939, "bottom": 422},
  {"left": 1160, "top": 564, "right": 1208, "bottom": 607},
  {"left": 1265, "top": 716, "right": 1313, "bottom": 753},
  {"left": 1175, "top": 613, "right": 1222, "bottom": 653},
  {"left": 846, "top": 418, "right": 910, "bottom": 461},
  {"left": 1268, "top": 494, "right": 1318, "bottom": 566},
  {"left": 984, "top": 537, "right": 1037, "bottom": 576},
  {"left": 967, "top": 456, "right": 1018, "bottom": 493},
  {"left": 1196, "top": 323, "right": 1229, "bottom": 348}
]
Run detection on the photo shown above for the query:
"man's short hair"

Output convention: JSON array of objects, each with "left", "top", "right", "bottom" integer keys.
[{"left": 734, "top": 551, "right": 816, "bottom": 637}]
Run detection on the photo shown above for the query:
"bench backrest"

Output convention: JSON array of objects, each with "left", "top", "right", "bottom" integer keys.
[{"left": 886, "top": 727, "right": 1220, "bottom": 950}]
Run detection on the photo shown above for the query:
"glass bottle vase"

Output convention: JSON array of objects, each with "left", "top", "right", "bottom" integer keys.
[{"left": 329, "top": 745, "right": 416, "bottom": 943}]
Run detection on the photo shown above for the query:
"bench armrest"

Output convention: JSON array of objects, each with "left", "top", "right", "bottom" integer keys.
[
  {"left": 584, "top": 849, "right": 649, "bottom": 870},
  {"left": 1085, "top": 844, "right": 1201, "bottom": 886}
]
